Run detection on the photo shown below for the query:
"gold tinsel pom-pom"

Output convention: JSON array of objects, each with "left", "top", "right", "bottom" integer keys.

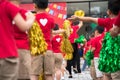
[
  {"left": 61, "top": 20, "right": 74, "bottom": 60},
  {"left": 28, "top": 22, "right": 48, "bottom": 56}
]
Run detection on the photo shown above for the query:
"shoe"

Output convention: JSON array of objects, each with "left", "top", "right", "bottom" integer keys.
[
  {"left": 78, "top": 70, "right": 81, "bottom": 73},
  {"left": 73, "top": 69, "right": 78, "bottom": 73},
  {"left": 68, "top": 75, "right": 73, "bottom": 78}
]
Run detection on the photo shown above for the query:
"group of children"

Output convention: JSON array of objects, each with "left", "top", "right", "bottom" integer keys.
[{"left": 68, "top": 0, "right": 120, "bottom": 80}]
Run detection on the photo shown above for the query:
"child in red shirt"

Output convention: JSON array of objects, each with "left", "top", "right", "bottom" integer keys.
[
  {"left": 91, "top": 26, "right": 104, "bottom": 80},
  {"left": 31, "top": 0, "right": 55, "bottom": 80},
  {"left": 10, "top": 0, "right": 32, "bottom": 79},
  {"left": 0, "top": 0, "right": 34, "bottom": 80},
  {"left": 52, "top": 24, "right": 63, "bottom": 80}
]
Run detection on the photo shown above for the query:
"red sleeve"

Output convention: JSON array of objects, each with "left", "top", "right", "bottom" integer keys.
[
  {"left": 114, "top": 11, "right": 120, "bottom": 27},
  {"left": 91, "top": 38, "right": 96, "bottom": 49},
  {"left": 6, "top": 2, "right": 20, "bottom": 20},
  {"left": 98, "top": 18, "right": 110, "bottom": 28},
  {"left": 20, "top": 9, "right": 27, "bottom": 20}
]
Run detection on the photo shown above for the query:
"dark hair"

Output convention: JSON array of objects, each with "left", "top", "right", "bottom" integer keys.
[
  {"left": 108, "top": 0, "right": 120, "bottom": 15},
  {"left": 95, "top": 26, "right": 104, "bottom": 34},
  {"left": 72, "top": 21, "right": 80, "bottom": 26},
  {"left": 33, "top": 0, "right": 48, "bottom": 9},
  {"left": 53, "top": 24, "right": 59, "bottom": 31}
]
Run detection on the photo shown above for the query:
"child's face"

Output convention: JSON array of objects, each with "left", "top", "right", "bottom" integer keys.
[{"left": 94, "top": 30, "right": 98, "bottom": 36}]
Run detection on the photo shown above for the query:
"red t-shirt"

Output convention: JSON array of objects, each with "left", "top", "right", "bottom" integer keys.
[
  {"left": 13, "top": 9, "right": 29, "bottom": 50},
  {"left": 0, "top": 1, "right": 20, "bottom": 58},
  {"left": 52, "top": 35, "right": 62, "bottom": 53},
  {"left": 114, "top": 11, "right": 120, "bottom": 27},
  {"left": 69, "top": 25, "right": 79, "bottom": 43},
  {"left": 98, "top": 18, "right": 116, "bottom": 32},
  {"left": 91, "top": 34, "right": 104, "bottom": 57},
  {"left": 35, "top": 13, "right": 55, "bottom": 50},
  {"left": 83, "top": 38, "right": 93, "bottom": 54}
]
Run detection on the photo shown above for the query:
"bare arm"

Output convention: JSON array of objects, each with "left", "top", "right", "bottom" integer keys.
[
  {"left": 52, "top": 29, "right": 65, "bottom": 34},
  {"left": 78, "top": 21, "right": 83, "bottom": 28},
  {"left": 91, "top": 47, "right": 95, "bottom": 52},
  {"left": 68, "top": 15, "right": 98, "bottom": 24},
  {"left": 13, "top": 12, "right": 35, "bottom": 31}
]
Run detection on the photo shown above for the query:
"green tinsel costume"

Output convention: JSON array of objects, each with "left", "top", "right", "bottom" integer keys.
[
  {"left": 98, "top": 32, "right": 120, "bottom": 73},
  {"left": 85, "top": 50, "right": 94, "bottom": 66},
  {"left": 74, "top": 35, "right": 85, "bottom": 43}
]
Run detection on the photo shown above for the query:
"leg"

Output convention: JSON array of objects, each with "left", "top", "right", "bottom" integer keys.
[
  {"left": 103, "top": 73, "right": 111, "bottom": 80},
  {"left": 44, "top": 50, "right": 55, "bottom": 80},
  {"left": 76, "top": 53, "right": 81, "bottom": 73},
  {"left": 72, "top": 43, "right": 78, "bottom": 73},
  {"left": 18, "top": 49, "right": 31, "bottom": 79},
  {"left": 82, "top": 59, "right": 87, "bottom": 71},
  {"left": 66, "top": 60, "right": 72, "bottom": 78},
  {"left": 30, "top": 55, "right": 43, "bottom": 80},
  {"left": 0, "top": 58, "right": 19, "bottom": 80},
  {"left": 111, "top": 71, "right": 120, "bottom": 80}
]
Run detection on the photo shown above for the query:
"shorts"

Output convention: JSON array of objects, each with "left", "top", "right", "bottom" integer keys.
[
  {"left": 54, "top": 53, "right": 63, "bottom": 69},
  {"left": 0, "top": 58, "right": 19, "bottom": 80},
  {"left": 94, "top": 58, "right": 103, "bottom": 78},
  {"left": 31, "top": 50, "right": 54, "bottom": 75},
  {"left": 18, "top": 49, "right": 31, "bottom": 79},
  {"left": 111, "top": 71, "right": 120, "bottom": 80}
]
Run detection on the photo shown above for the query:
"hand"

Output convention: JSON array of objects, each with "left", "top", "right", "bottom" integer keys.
[
  {"left": 26, "top": 11, "right": 35, "bottom": 21},
  {"left": 68, "top": 15, "right": 80, "bottom": 22},
  {"left": 109, "top": 24, "right": 120, "bottom": 37}
]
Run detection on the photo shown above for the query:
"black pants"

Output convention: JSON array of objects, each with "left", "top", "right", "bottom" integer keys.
[{"left": 66, "top": 43, "right": 81, "bottom": 75}]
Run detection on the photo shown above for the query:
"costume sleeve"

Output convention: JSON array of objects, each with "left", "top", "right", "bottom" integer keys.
[
  {"left": 6, "top": 2, "right": 20, "bottom": 20},
  {"left": 98, "top": 18, "right": 108, "bottom": 28},
  {"left": 114, "top": 11, "right": 120, "bottom": 27}
]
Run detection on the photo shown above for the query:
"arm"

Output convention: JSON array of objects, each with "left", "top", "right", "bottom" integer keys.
[
  {"left": 52, "top": 29, "right": 65, "bottom": 34},
  {"left": 13, "top": 12, "right": 35, "bottom": 31},
  {"left": 110, "top": 11, "right": 120, "bottom": 37},
  {"left": 78, "top": 21, "right": 83, "bottom": 28},
  {"left": 68, "top": 15, "right": 98, "bottom": 24}
]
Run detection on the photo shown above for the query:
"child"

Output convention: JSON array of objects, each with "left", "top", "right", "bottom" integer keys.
[
  {"left": 31, "top": 0, "right": 55, "bottom": 80},
  {"left": 66, "top": 21, "right": 83, "bottom": 78},
  {"left": 0, "top": 0, "right": 34, "bottom": 80},
  {"left": 90, "top": 26, "right": 104, "bottom": 80},
  {"left": 52, "top": 24, "right": 63, "bottom": 80},
  {"left": 10, "top": 0, "right": 32, "bottom": 79}
]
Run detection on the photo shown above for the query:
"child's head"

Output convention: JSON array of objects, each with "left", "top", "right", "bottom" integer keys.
[
  {"left": 107, "top": 0, "right": 120, "bottom": 16},
  {"left": 94, "top": 26, "right": 104, "bottom": 36},
  {"left": 33, "top": 0, "right": 48, "bottom": 10},
  {"left": 53, "top": 24, "right": 59, "bottom": 31}
]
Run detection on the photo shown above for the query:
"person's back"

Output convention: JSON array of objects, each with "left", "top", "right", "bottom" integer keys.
[
  {"left": 31, "top": 0, "right": 55, "bottom": 80},
  {"left": 35, "top": 13, "right": 54, "bottom": 50}
]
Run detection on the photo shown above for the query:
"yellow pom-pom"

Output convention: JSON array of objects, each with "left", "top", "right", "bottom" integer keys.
[{"left": 74, "top": 10, "right": 85, "bottom": 17}]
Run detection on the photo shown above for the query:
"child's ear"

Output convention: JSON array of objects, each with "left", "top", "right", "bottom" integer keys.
[
  {"left": 34, "top": 4, "right": 37, "bottom": 9},
  {"left": 107, "top": 9, "right": 112, "bottom": 15}
]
